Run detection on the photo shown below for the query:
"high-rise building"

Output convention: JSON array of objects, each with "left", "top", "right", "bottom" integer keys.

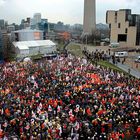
[
  {"left": 0, "top": 19, "right": 5, "bottom": 30},
  {"left": 4, "top": 21, "right": 8, "bottom": 28},
  {"left": 30, "top": 18, "right": 36, "bottom": 29},
  {"left": 33, "top": 13, "right": 41, "bottom": 24},
  {"left": 30, "top": 13, "right": 41, "bottom": 29},
  {"left": 7, "top": 25, "right": 15, "bottom": 33},
  {"left": 38, "top": 19, "right": 49, "bottom": 39},
  {"left": 83, "top": 0, "right": 96, "bottom": 34}
]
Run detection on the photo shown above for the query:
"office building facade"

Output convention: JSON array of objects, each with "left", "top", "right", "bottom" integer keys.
[
  {"left": 0, "top": 19, "right": 5, "bottom": 30},
  {"left": 12, "top": 29, "right": 43, "bottom": 42},
  {"left": 106, "top": 9, "right": 140, "bottom": 47},
  {"left": 38, "top": 19, "right": 49, "bottom": 39}
]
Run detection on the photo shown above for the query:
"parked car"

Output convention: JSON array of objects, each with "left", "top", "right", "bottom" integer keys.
[
  {"left": 115, "top": 51, "right": 128, "bottom": 58},
  {"left": 135, "top": 56, "right": 140, "bottom": 63},
  {"left": 109, "top": 42, "right": 120, "bottom": 48}
]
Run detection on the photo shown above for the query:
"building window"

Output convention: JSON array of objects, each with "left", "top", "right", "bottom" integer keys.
[
  {"left": 118, "top": 34, "right": 127, "bottom": 42},
  {"left": 118, "top": 23, "right": 121, "bottom": 28},
  {"left": 115, "top": 12, "right": 117, "bottom": 23},
  {"left": 109, "top": 24, "right": 111, "bottom": 29},
  {"left": 125, "top": 28, "right": 128, "bottom": 33}
]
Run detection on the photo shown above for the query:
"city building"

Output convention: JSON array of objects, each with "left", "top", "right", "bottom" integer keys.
[
  {"left": 5, "top": 21, "right": 8, "bottom": 28},
  {"left": 26, "top": 17, "right": 31, "bottom": 24},
  {"left": 71, "top": 24, "right": 83, "bottom": 39},
  {"left": 48, "top": 23, "right": 55, "bottom": 32},
  {"left": 53, "top": 22, "right": 70, "bottom": 32},
  {"left": 13, "top": 40, "right": 56, "bottom": 58},
  {"left": 11, "top": 29, "right": 43, "bottom": 41},
  {"left": 54, "top": 21, "right": 65, "bottom": 32},
  {"left": 0, "top": 31, "right": 3, "bottom": 61},
  {"left": 30, "top": 13, "right": 41, "bottom": 29},
  {"left": 46, "top": 32, "right": 58, "bottom": 42},
  {"left": 7, "top": 25, "right": 15, "bottom": 33},
  {"left": 19, "top": 19, "right": 30, "bottom": 29},
  {"left": 83, "top": 0, "right": 96, "bottom": 34},
  {"left": 33, "top": 13, "right": 41, "bottom": 25},
  {"left": 106, "top": 9, "right": 140, "bottom": 47},
  {"left": 0, "top": 30, "right": 11, "bottom": 60},
  {"left": 30, "top": 18, "right": 36, "bottom": 29},
  {"left": 58, "top": 32, "right": 71, "bottom": 41},
  {"left": 0, "top": 19, "right": 5, "bottom": 30},
  {"left": 38, "top": 19, "right": 49, "bottom": 39}
]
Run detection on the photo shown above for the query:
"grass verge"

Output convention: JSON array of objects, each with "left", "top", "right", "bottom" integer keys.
[
  {"left": 31, "top": 54, "right": 43, "bottom": 60},
  {"left": 57, "top": 43, "right": 65, "bottom": 51},
  {"left": 67, "top": 44, "right": 83, "bottom": 57}
]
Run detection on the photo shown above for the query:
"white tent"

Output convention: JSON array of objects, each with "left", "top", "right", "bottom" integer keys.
[{"left": 13, "top": 40, "right": 56, "bottom": 58}]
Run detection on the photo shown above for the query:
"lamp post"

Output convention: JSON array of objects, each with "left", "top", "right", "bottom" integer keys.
[
  {"left": 84, "top": 32, "right": 88, "bottom": 46},
  {"left": 86, "top": 34, "right": 88, "bottom": 45}
]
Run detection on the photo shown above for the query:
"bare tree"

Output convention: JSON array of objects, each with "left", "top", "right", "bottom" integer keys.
[{"left": 88, "top": 29, "right": 101, "bottom": 45}]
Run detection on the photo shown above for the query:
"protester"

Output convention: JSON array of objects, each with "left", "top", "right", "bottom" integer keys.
[{"left": 0, "top": 54, "right": 140, "bottom": 140}]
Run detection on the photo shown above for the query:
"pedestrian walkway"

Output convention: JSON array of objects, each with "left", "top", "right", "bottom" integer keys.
[{"left": 112, "top": 61, "right": 140, "bottom": 79}]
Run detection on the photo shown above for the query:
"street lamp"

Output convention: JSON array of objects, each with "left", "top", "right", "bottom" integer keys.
[
  {"left": 84, "top": 32, "right": 88, "bottom": 45},
  {"left": 85, "top": 34, "right": 87, "bottom": 45}
]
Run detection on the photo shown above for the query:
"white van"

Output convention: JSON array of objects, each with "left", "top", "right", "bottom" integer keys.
[
  {"left": 135, "top": 56, "right": 140, "bottom": 63},
  {"left": 115, "top": 51, "right": 128, "bottom": 58}
]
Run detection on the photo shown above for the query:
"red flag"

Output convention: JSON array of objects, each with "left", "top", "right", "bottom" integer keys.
[
  {"left": 5, "top": 108, "right": 10, "bottom": 116},
  {"left": 69, "top": 115, "right": 75, "bottom": 123},
  {"left": 137, "top": 127, "right": 140, "bottom": 134},
  {"left": 0, "top": 129, "right": 4, "bottom": 138},
  {"left": 53, "top": 100, "right": 58, "bottom": 108},
  {"left": 86, "top": 108, "right": 92, "bottom": 116},
  {"left": 98, "top": 110, "right": 105, "bottom": 116}
]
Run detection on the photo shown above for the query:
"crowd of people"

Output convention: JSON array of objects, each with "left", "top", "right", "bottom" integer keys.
[
  {"left": 0, "top": 53, "right": 140, "bottom": 140},
  {"left": 83, "top": 49, "right": 111, "bottom": 62},
  {"left": 82, "top": 48, "right": 126, "bottom": 65}
]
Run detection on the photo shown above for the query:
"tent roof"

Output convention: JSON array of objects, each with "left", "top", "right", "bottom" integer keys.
[{"left": 13, "top": 40, "right": 56, "bottom": 50}]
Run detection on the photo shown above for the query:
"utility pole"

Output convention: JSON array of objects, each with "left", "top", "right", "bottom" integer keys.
[{"left": 86, "top": 34, "right": 88, "bottom": 45}]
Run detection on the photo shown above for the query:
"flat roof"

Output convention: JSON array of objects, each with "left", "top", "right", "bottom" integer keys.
[
  {"left": 107, "top": 9, "right": 131, "bottom": 12},
  {"left": 13, "top": 29, "right": 43, "bottom": 33},
  {"left": 17, "top": 45, "right": 29, "bottom": 50},
  {"left": 13, "top": 40, "right": 56, "bottom": 50},
  {"left": 119, "top": 9, "right": 131, "bottom": 11}
]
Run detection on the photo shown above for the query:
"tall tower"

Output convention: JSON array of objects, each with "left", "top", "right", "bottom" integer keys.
[{"left": 83, "top": 0, "right": 96, "bottom": 34}]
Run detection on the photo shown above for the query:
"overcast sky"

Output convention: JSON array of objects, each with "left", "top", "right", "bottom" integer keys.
[{"left": 0, "top": 0, "right": 140, "bottom": 25}]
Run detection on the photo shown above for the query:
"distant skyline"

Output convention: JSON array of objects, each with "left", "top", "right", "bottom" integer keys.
[{"left": 0, "top": 0, "right": 140, "bottom": 25}]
